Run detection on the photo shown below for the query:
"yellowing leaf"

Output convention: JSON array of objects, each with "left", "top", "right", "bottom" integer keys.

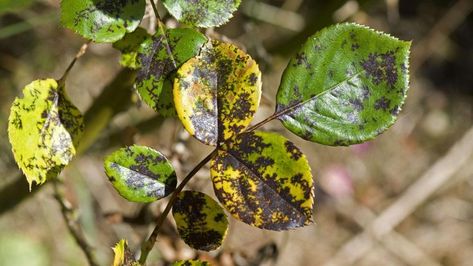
[
  {"left": 8, "top": 79, "right": 84, "bottom": 189},
  {"left": 211, "top": 131, "right": 314, "bottom": 230},
  {"left": 174, "top": 40, "right": 262, "bottom": 146},
  {"left": 172, "top": 191, "right": 228, "bottom": 251},
  {"left": 172, "top": 260, "right": 209, "bottom": 266},
  {"left": 112, "top": 239, "right": 140, "bottom": 266}
]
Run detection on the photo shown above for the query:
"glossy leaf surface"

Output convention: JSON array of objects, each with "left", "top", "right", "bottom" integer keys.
[
  {"left": 172, "top": 260, "right": 209, "bottom": 266},
  {"left": 172, "top": 191, "right": 228, "bottom": 251},
  {"left": 276, "top": 23, "right": 411, "bottom": 146},
  {"left": 8, "top": 79, "right": 84, "bottom": 188},
  {"left": 162, "top": 0, "right": 241, "bottom": 28},
  {"left": 61, "top": 0, "right": 145, "bottom": 43},
  {"left": 104, "top": 145, "right": 176, "bottom": 203},
  {"left": 136, "top": 28, "right": 207, "bottom": 116},
  {"left": 211, "top": 131, "right": 314, "bottom": 230},
  {"left": 174, "top": 40, "right": 262, "bottom": 146}
]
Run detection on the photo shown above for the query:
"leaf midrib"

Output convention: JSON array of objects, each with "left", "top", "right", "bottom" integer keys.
[
  {"left": 276, "top": 70, "right": 363, "bottom": 119},
  {"left": 222, "top": 150, "right": 307, "bottom": 217}
]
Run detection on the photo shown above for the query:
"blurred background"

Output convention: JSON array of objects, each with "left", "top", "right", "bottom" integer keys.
[{"left": 1, "top": 0, "right": 473, "bottom": 265}]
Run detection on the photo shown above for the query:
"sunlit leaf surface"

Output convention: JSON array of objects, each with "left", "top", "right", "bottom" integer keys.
[
  {"left": 174, "top": 40, "right": 262, "bottom": 146},
  {"left": 104, "top": 145, "right": 176, "bottom": 203},
  {"left": 276, "top": 23, "right": 411, "bottom": 146},
  {"left": 211, "top": 131, "right": 314, "bottom": 230},
  {"left": 8, "top": 79, "right": 84, "bottom": 188}
]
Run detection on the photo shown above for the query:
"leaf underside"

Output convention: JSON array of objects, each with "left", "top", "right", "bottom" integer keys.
[
  {"left": 61, "top": 0, "right": 145, "bottom": 43},
  {"left": 276, "top": 23, "right": 411, "bottom": 146},
  {"left": 8, "top": 79, "right": 84, "bottom": 188},
  {"left": 172, "top": 191, "right": 228, "bottom": 251},
  {"left": 135, "top": 28, "right": 207, "bottom": 116},
  {"left": 162, "top": 0, "right": 241, "bottom": 28},
  {"left": 104, "top": 145, "right": 177, "bottom": 203},
  {"left": 174, "top": 40, "right": 262, "bottom": 146},
  {"left": 211, "top": 131, "right": 314, "bottom": 231}
]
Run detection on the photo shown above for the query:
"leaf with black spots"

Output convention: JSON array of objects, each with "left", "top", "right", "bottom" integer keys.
[
  {"left": 276, "top": 23, "right": 411, "bottom": 146},
  {"left": 174, "top": 40, "right": 262, "bottom": 146},
  {"left": 61, "top": 0, "right": 145, "bottom": 43},
  {"left": 162, "top": 0, "right": 241, "bottom": 28},
  {"left": 172, "top": 191, "right": 228, "bottom": 251},
  {"left": 211, "top": 131, "right": 314, "bottom": 230},
  {"left": 136, "top": 28, "right": 207, "bottom": 116},
  {"left": 8, "top": 79, "right": 84, "bottom": 189},
  {"left": 172, "top": 260, "right": 209, "bottom": 266},
  {"left": 104, "top": 145, "right": 176, "bottom": 203},
  {"left": 113, "top": 27, "right": 151, "bottom": 69}
]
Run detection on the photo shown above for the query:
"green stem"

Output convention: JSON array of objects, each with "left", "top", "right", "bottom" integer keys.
[{"left": 138, "top": 149, "right": 218, "bottom": 264}]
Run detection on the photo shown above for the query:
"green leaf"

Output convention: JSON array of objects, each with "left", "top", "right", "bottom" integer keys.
[
  {"left": 135, "top": 28, "right": 207, "bottom": 116},
  {"left": 60, "top": 0, "right": 145, "bottom": 43},
  {"left": 174, "top": 40, "right": 262, "bottom": 146},
  {"left": 172, "top": 191, "right": 228, "bottom": 251},
  {"left": 8, "top": 79, "right": 84, "bottom": 189},
  {"left": 211, "top": 131, "right": 314, "bottom": 230},
  {"left": 276, "top": 23, "right": 411, "bottom": 146},
  {"left": 113, "top": 27, "right": 151, "bottom": 69},
  {"left": 172, "top": 260, "right": 209, "bottom": 266},
  {"left": 104, "top": 145, "right": 177, "bottom": 203},
  {"left": 112, "top": 239, "right": 140, "bottom": 266},
  {"left": 162, "top": 0, "right": 241, "bottom": 28}
]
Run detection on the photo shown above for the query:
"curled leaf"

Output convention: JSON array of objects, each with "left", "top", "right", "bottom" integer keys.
[
  {"left": 61, "top": 0, "right": 145, "bottom": 43},
  {"left": 162, "top": 0, "right": 241, "bottom": 28},
  {"left": 104, "top": 145, "right": 176, "bottom": 203},
  {"left": 276, "top": 23, "right": 411, "bottom": 146},
  {"left": 135, "top": 28, "right": 207, "bottom": 116},
  {"left": 174, "top": 40, "right": 262, "bottom": 146},
  {"left": 172, "top": 191, "right": 228, "bottom": 251},
  {"left": 211, "top": 131, "right": 314, "bottom": 230},
  {"left": 8, "top": 79, "right": 84, "bottom": 189}
]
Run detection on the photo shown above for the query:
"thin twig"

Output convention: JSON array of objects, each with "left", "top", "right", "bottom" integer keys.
[
  {"left": 59, "top": 41, "right": 91, "bottom": 84},
  {"left": 53, "top": 179, "right": 99, "bottom": 266},
  {"left": 138, "top": 149, "right": 218, "bottom": 264}
]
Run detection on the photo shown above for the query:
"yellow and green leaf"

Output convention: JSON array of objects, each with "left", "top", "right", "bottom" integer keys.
[
  {"left": 172, "top": 191, "right": 228, "bottom": 251},
  {"left": 112, "top": 239, "right": 140, "bottom": 266},
  {"left": 113, "top": 27, "right": 151, "bottom": 69},
  {"left": 135, "top": 28, "right": 207, "bottom": 116},
  {"left": 174, "top": 40, "right": 262, "bottom": 146},
  {"left": 276, "top": 23, "right": 411, "bottom": 146},
  {"left": 104, "top": 145, "right": 176, "bottom": 203},
  {"left": 172, "top": 260, "right": 209, "bottom": 266},
  {"left": 8, "top": 79, "right": 84, "bottom": 189},
  {"left": 211, "top": 131, "right": 314, "bottom": 230}
]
